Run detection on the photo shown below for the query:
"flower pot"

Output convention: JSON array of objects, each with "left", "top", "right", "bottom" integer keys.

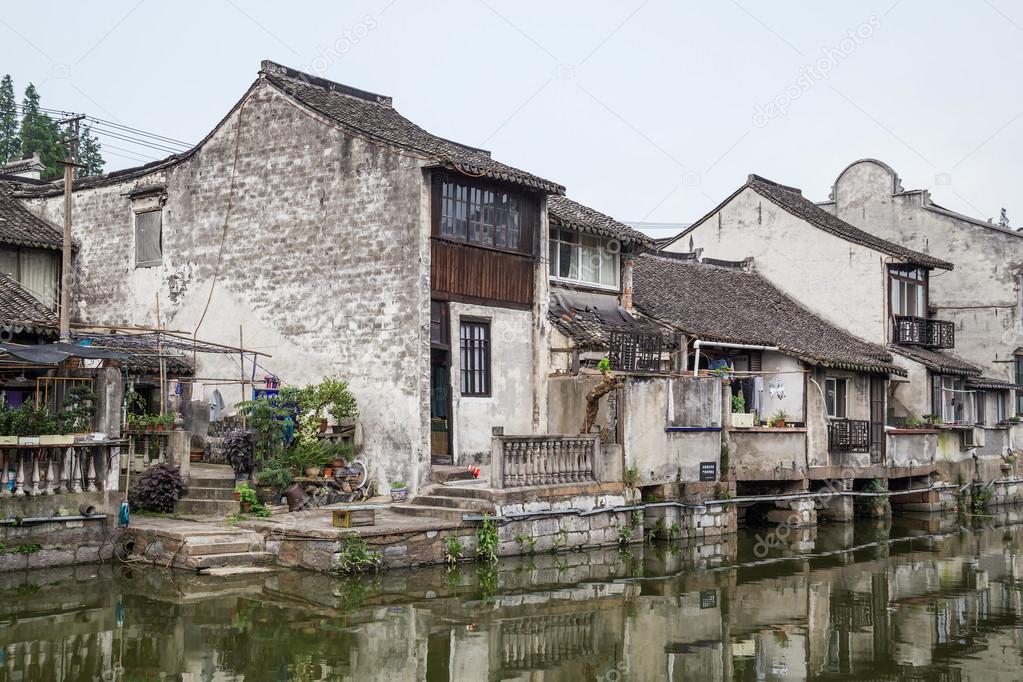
[
  {"left": 322, "top": 467, "right": 333, "bottom": 478},
  {"left": 390, "top": 487, "right": 408, "bottom": 502},
  {"left": 240, "top": 501, "right": 251, "bottom": 513},
  {"left": 731, "top": 413, "right": 755, "bottom": 429},
  {"left": 304, "top": 466, "right": 322, "bottom": 477},
  {"left": 232, "top": 490, "right": 242, "bottom": 501},
  {"left": 319, "top": 418, "right": 328, "bottom": 433},
  {"left": 331, "top": 457, "right": 346, "bottom": 468}
]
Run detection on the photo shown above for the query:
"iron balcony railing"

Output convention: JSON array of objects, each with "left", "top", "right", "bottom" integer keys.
[
  {"left": 892, "top": 316, "right": 954, "bottom": 349},
  {"left": 829, "top": 419, "right": 870, "bottom": 453}
]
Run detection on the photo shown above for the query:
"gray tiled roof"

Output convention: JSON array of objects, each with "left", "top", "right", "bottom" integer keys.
[
  {"left": 747, "top": 175, "right": 952, "bottom": 270},
  {"left": 966, "top": 376, "right": 1023, "bottom": 391},
  {"left": 0, "top": 182, "right": 63, "bottom": 250},
  {"left": 890, "top": 344, "right": 982, "bottom": 376},
  {"left": 633, "top": 253, "right": 904, "bottom": 375},
  {"left": 0, "top": 273, "right": 57, "bottom": 334},
  {"left": 549, "top": 287, "right": 668, "bottom": 350},
  {"left": 548, "top": 196, "right": 651, "bottom": 245},
  {"left": 261, "top": 61, "right": 564, "bottom": 195}
]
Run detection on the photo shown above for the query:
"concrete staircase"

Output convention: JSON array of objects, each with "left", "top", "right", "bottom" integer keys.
[
  {"left": 391, "top": 482, "right": 496, "bottom": 523},
  {"left": 177, "top": 464, "right": 240, "bottom": 518},
  {"left": 125, "top": 517, "right": 275, "bottom": 573}
]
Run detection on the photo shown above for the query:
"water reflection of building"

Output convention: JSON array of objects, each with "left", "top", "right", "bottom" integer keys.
[{"left": 4, "top": 524, "right": 1023, "bottom": 680}]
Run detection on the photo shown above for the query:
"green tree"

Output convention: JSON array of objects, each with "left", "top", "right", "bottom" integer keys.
[
  {"left": 78, "top": 124, "right": 104, "bottom": 177},
  {"left": 19, "top": 83, "right": 66, "bottom": 180},
  {"left": 0, "top": 75, "right": 19, "bottom": 165}
]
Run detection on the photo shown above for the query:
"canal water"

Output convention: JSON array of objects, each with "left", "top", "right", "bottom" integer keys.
[{"left": 3, "top": 513, "right": 1023, "bottom": 680}]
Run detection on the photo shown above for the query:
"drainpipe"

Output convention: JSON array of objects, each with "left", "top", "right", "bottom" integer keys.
[{"left": 691, "top": 339, "right": 780, "bottom": 377}]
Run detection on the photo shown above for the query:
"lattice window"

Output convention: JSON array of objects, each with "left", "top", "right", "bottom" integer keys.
[
  {"left": 609, "top": 331, "right": 662, "bottom": 372},
  {"left": 828, "top": 419, "right": 870, "bottom": 452}
]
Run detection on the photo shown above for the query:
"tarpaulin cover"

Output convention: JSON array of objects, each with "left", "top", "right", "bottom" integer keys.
[{"left": 0, "top": 341, "right": 128, "bottom": 364}]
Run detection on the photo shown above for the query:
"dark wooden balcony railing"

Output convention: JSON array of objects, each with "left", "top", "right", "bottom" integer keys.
[
  {"left": 829, "top": 419, "right": 870, "bottom": 453},
  {"left": 892, "top": 316, "right": 954, "bottom": 349}
]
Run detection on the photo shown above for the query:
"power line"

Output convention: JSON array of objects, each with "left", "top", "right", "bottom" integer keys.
[
  {"left": 87, "top": 124, "right": 185, "bottom": 155},
  {"left": 13, "top": 103, "right": 194, "bottom": 151}
]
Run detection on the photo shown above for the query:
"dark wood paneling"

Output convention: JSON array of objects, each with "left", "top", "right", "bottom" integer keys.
[{"left": 431, "top": 239, "right": 534, "bottom": 308}]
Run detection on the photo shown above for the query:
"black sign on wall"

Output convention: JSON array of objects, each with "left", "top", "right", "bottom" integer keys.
[{"left": 699, "top": 462, "right": 717, "bottom": 481}]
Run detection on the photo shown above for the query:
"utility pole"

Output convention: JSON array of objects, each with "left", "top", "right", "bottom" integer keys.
[{"left": 55, "top": 114, "right": 85, "bottom": 342}]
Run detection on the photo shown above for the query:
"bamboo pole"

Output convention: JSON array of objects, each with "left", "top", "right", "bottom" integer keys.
[{"left": 155, "top": 294, "right": 166, "bottom": 416}]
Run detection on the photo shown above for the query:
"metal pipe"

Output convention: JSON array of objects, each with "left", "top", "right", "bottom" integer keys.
[{"left": 691, "top": 339, "right": 780, "bottom": 377}]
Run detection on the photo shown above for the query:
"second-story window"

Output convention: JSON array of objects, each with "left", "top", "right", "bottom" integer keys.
[
  {"left": 549, "top": 227, "right": 619, "bottom": 289},
  {"left": 439, "top": 181, "right": 522, "bottom": 252},
  {"left": 0, "top": 246, "right": 58, "bottom": 309},
  {"left": 890, "top": 266, "right": 927, "bottom": 317},
  {"left": 135, "top": 209, "right": 162, "bottom": 267},
  {"left": 824, "top": 377, "right": 847, "bottom": 418}
]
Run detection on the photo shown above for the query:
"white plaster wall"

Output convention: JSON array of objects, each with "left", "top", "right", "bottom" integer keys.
[
  {"left": 666, "top": 186, "right": 891, "bottom": 345},
  {"left": 447, "top": 302, "right": 538, "bottom": 465},
  {"left": 761, "top": 351, "right": 805, "bottom": 421},
  {"left": 824, "top": 159, "right": 1023, "bottom": 380},
  {"left": 889, "top": 355, "right": 931, "bottom": 419}
]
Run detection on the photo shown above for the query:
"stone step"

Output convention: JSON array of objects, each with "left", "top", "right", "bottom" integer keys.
[
  {"left": 185, "top": 486, "right": 237, "bottom": 501},
  {"left": 185, "top": 551, "right": 275, "bottom": 570},
  {"left": 188, "top": 477, "right": 237, "bottom": 490},
  {"left": 412, "top": 495, "right": 495, "bottom": 513},
  {"left": 390, "top": 503, "right": 471, "bottom": 523},
  {"left": 179, "top": 540, "right": 255, "bottom": 556},
  {"left": 200, "top": 566, "right": 278, "bottom": 577},
  {"left": 431, "top": 465, "right": 477, "bottom": 484},
  {"left": 434, "top": 484, "right": 496, "bottom": 501},
  {"left": 175, "top": 498, "right": 240, "bottom": 517}
]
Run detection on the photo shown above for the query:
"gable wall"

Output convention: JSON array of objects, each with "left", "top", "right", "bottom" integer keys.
[
  {"left": 25, "top": 78, "right": 433, "bottom": 488},
  {"left": 825, "top": 159, "right": 1023, "bottom": 380},
  {"left": 665, "top": 186, "right": 890, "bottom": 346}
]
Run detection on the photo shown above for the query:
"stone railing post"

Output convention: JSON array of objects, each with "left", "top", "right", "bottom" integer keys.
[{"left": 491, "top": 435, "right": 506, "bottom": 489}]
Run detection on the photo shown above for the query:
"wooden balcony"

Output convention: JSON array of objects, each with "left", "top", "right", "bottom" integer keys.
[
  {"left": 828, "top": 419, "right": 870, "bottom": 453},
  {"left": 892, "top": 316, "right": 954, "bottom": 349}
]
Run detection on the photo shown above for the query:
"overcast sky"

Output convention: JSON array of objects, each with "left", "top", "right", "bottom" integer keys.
[{"left": 3, "top": 1, "right": 1022, "bottom": 237}]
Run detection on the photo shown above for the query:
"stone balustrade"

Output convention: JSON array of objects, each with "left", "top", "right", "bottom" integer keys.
[
  {"left": 492, "top": 435, "right": 599, "bottom": 489},
  {"left": 0, "top": 443, "right": 119, "bottom": 497}
]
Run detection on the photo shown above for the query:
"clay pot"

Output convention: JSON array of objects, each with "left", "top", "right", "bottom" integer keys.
[
  {"left": 304, "top": 466, "right": 322, "bottom": 477},
  {"left": 240, "top": 501, "right": 251, "bottom": 513},
  {"left": 322, "top": 467, "right": 333, "bottom": 478}
]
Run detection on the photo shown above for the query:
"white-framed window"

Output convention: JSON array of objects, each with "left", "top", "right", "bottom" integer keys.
[
  {"left": 824, "top": 377, "right": 848, "bottom": 418},
  {"left": 890, "top": 266, "right": 927, "bottom": 317},
  {"left": 548, "top": 227, "right": 619, "bottom": 289},
  {"left": 932, "top": 374, "right": 972, "bottom": 424},
  {"left": 134, "top": 209, "right": 162, "bottom": 267}
]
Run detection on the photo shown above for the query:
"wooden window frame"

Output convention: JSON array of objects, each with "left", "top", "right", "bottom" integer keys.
[
  {"left": 459, "top": 317, "right": 491, "bottom": 397},
  {"left": 432, "top": 175, "right": 532, "bottom": 256},
  {"left": 134, "top": 208, "right": 163, "bottom": 268},
  {"left": 824, "top": 377, "right": 848, "bottom": 419},
  {"left": 888, "top": 265, "right": 928, "bottom": 319},
  {"left": 548, "top": 226, "right": 620, "bottom": 290}
]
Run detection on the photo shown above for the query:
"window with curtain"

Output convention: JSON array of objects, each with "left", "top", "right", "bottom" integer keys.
[
  {"left": 548, "top": 227, "right": 619, "bottom": 289},
  {"left": 135, "top": 210, "right": 162, "bottom": 267},
  {"left": 0, "top": 247, "right": 58, "bottom": 309},
  {"left": 459, "top": 319, "right": 490, "bottom": 396},
  {"left": 824, "top": 377, "right": 848, "bottom": 418},
  {"left": 889, "top": 266, "right": 927, "bottom": 317}
]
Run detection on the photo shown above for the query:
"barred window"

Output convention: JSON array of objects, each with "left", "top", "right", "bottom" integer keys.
[
  {"left": 135, "top": 209, "right": 162, "bottom": 267},
  {"left": 459, "top": 319, "right": 490, "bottom": 396}
]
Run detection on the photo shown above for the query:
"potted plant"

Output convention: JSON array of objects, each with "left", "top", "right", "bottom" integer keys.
[
  {"left": 731, "top": 394, "right": 755, "bottom": 428},
  {"left": 235, "top": 483, "right": 258, "bottom": 513},
  {"left": 287, "top": 441, "right": 330, "bottom": 477},
  {"left": 318, "top": 376, "right": 359, "bottom": 433},
  {"left": 390, "top": 480, "right": 408, "bottom": 502},
  {"left": 327, "top": 442, "right": 355, "bottom": 469},
  {"left": 770, "top": 410, "right": 789, "bottom": 428},
  {"left": 256, "top": 464, "right": 292, "bottom": 504},
  {"left": 223, "top": 430, "right": 256, "bottom": 481}
]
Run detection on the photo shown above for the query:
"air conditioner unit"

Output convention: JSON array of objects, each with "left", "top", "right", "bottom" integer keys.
[{"left": 962, "top": 427, "right": 985, "bottom": 449}]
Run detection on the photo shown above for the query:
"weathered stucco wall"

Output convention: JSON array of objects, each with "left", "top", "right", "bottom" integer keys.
[
  {"left": 890, "top": 355, "right": 931, "bottom": 420},
  {"left": 622, "top": 376, "right": 721, "bottom": 485},
  {"left": 667, "top": 186, "right": 890, "bottom": 345},
  {"left": 824, "top": 159, "right": 1023, "bottom": 381},
  {"left": 448, "top": 301, "right": 542, "bottom": 465},
  {"left": 28, "top": 79, "right": 433, "bottom": 489}
]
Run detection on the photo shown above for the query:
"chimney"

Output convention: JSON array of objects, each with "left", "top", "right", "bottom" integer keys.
[
  {"left": 622, "top": 257, "right": 635, "bottom": 312},
  {"left": 1, "top": 153, "right": 45, "bottom": 181}
]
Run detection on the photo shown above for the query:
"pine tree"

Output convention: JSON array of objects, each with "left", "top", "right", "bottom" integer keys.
[
  {"left": 999, "top": 208, "right": 1010, "bottom": 229},
  {"left": 0, "top": 75, "right": 19, "bottom": 165},
  {"left": 19, "top": 83, "right": 66, "bottom": 180},
  {"left": 78, "top": 125, "right": 104, "bottom": 177}
]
